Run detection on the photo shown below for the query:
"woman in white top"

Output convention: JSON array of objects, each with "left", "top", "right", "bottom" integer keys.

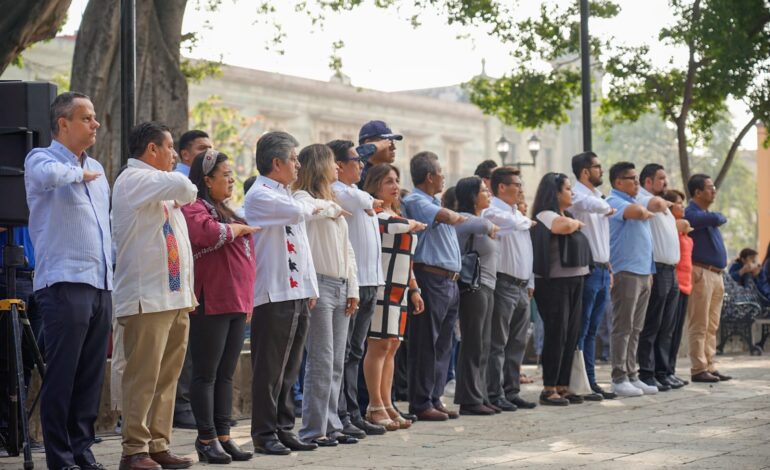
[{"left": 293, "top": 144, "right": 360, "bottom": 446}]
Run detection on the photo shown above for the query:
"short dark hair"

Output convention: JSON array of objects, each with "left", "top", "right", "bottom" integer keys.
[
  {"left": 474, "top": 159, "right": 498, "bottom": 179},
  {"left": 441, "top": 186, "right": 457, "bottom": 210},
  {"left": 640, "top": 163, "right": 664, "bottom": 187},
  {"left": 455, "top": 177, "right": 483, "bottom": 214},
  {"left": 243, "top": 175, "right": 257, "bottom": 195},
  {"left": 178, "top": 130, "right": 209, "bottom": 153},
  {"left": 609, "top": 161, "right": 635, "bottom": 186},
  {"left": 50, "top": 91, "right": 90, "bottom": 135},
  {"left": 129, "top": 121, "right": 171, "bottom": 159},
  {"left": 255, "top": 131, "right": 299, "bottom": 175},
  {"left": 662, "top": 189, "right": 685, "bottom": 203},
  {"left": 687, "top": 173, "right": 711, "bottom": 198},
  {"left": 410, "top": 151, "right": 439, "bottom": 186},
  {"left": 490, "top": 166, "right": 520, "bottom": 196},
  {"left": 571, "top": 151, "right": 597, "bottom": 180},
  {"left": 327, "top": 139, "right": 355, "bottom": 161}
]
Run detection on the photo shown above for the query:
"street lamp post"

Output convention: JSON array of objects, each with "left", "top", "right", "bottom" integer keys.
[
  {"left": 510, "top": 134, "right": 541, "bottom": 170},
  {"left": 496, "top": 135, "right": 510, "bottom": 166}
]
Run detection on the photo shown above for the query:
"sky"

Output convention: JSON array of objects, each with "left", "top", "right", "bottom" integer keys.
[{"left": 61, "top": 0, "right": 758, "bottom": 149}]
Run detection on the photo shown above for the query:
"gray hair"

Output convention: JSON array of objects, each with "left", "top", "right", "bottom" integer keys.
[
  {"left": 255, "top": 131, "right": 299, "bottom": 175},
  {"left": 410, "top": 151, "right": 440, "bottom": 186},
  {"left": 50, "top": 91, "right": 90, "bottom": 136}
]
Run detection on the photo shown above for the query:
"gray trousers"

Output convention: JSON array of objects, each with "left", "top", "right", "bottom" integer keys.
[
  {"left": 338, "top": 286, "right": 377, "bottom": 425},
  {"left": 455, "top": 285, "right": 494, "bottom": 405},
  {"left": 487, "top": 278, "right": 530, "bottom": 401},
  {"left": 299, "top": 275, "right": 350, "bottom": 441},
  {"left": 610, "top": 272, "right": 652, "bottom": 383}
]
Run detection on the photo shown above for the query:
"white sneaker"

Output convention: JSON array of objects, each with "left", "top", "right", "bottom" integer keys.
[
  {"left": 444, "top": 379, "right": 456, "bottom": 397},
  {"left": 612, "top": 380, "right": 643, "bottom": 397},
  {"left": 630, "top": 379, "right": 658, "bottom": 395}
]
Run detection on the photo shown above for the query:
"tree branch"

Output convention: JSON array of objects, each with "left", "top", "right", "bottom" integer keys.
[
  {"left": 675, "top": 0, "right": 702, "bottom": 189},
  {"left": 714, "top": 115, "right": 757, "bottom": 189}
]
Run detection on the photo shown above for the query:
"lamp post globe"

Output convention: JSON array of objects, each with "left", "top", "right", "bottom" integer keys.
[
  {"left": 496, "top": 135, "right": 510, "bottom": 166},
  {"left": 527, "top": 134, "right": 541, "bottom": 159}
]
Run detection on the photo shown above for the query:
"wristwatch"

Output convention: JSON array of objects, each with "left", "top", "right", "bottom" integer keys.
[{"left": 409, "top": 287, "right": 422, "bottom": 296}]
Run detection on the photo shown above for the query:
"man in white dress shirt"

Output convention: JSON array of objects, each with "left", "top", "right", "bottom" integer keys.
[
  {"left": 112, "top": 122, "right": 199, "bottom": 470},
  {"left": 571, "top": 152, "right": 617, "bottom": 400},
  {"left": 483, "top": 167, "right": 537, "bottom": 411},
  {"left": 636, "top": 164, "right": 682, "bottom": 391},
  {"left": 244, "top": 131, "right": 321, "bottom": 455}
]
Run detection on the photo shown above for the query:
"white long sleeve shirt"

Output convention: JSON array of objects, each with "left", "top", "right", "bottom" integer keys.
[
  {"left": 482, "top": 197, "right": 534, "bottom": 288},
  {"left": 637, "top": 187, "right": 680, "bottom": 266},
  {"left": 245, "top": 176, "right": 319, "bottom": 307},
  {"left": 332, "top": 181, "right": 383, "bottom": 287},
  {"left": 111, "top": 158, "right": 198, "bottom": 317},
  {"left": 571, "top": 181, "right": 612, "bottom": 264},
  {"left": 294, "top": 190, "right": 359, "bottom": 299}
]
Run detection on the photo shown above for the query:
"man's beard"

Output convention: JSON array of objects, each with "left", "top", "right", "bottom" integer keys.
[{"left": 590, "top": 175, "right": 603, "bottom": 187}]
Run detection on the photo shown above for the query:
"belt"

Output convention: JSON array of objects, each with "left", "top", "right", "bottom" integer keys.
[
  {"left": 0, "top": 268, "right": 34, "bottom": 280},
  {"left": 693, "top": 262, "right": 723, "bottom": 274},
  {"left": 655, "top": 262, "right": 676, "bottom": 270},
  {"left": 592, "top": 262, "right": 610, "bottom": 271},
  {"left": 496, "top": 272, "right": 528, "bottom": 288},
  {"left": 414, "top": 263, "right": 460, "bottom": 281}
]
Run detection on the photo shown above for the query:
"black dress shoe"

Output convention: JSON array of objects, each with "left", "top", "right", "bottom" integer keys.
[
  {"left": 276, "top": 432, "right": 317, "bottom": 451},
  {"left": 539, "top": 391, "right": 569, "bottom": 406},
  {"left": 508, "top": 395, "right": 537, "bottom": 409},
  {"left": 341, "top": 422, "right": 367, "bottom": 439},
  {"left": 172, "top": 410, "right": 197, "bottom": 430},
  {"left": 220, "top": 439, "right": 253, "bottom": 461},
  {"left": 582, "top": 392, "right": 604, "bottom": 402},
  {"left": 671, "top": 374, "right": 689, "bottom": 386},
  {"left": 645, "top": 378, "right": 670, "bottom": 392},
  {"left": 195, "top": 438, "right": 232, "bottom": 464},
  {"left": 483, "top": 401, "right": 502, "bottom": 413},
  {"left": 79, "top": 462, "right": 108, "bottom": 470},
  {"left": 459, "top": 404, "right": 496, "bottom": 415},
  {"left": 658, "top": 376, "right": 682, "bottom": 389},
  {"left": 665, "top": 375, "right": 683, "bottom": 388},
  {"left": 591, "top": 383, "right": 617, "bottom": 399},
  {"left": 329, "top": 432, "right": 358, "bottom": 444},
  {"left": 393, "top": 403, "right": 418, "bottom": 422},
  {"left": 491, "top": 398, "right": 517, "bottom": 412},
  {"left": 712, "top": 370, "right": 732, "bottom": 381},
  {"left": 311, "top": 437, "right": 338, "bottom": 447},
  {"left": 254, "top": 437, "right": 291, "bottom": 456},
  {"left": 351, "top": 418, "right": 386, "bottom": 435},
  {"left": 563, "top": 394, "right": 584, "bottom": 404}
]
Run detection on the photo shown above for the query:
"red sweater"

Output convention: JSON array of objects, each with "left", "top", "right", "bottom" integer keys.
[
  {"left": 181, "top": 199, "right": 256, "bottom": 315},
  {"left": 676, "top": 231, "right": 693, "bottom": 295}
]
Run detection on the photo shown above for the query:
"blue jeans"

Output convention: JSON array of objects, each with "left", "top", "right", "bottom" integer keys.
[{"left": 578, "top": 266, "right": 610, "bottom": 385}]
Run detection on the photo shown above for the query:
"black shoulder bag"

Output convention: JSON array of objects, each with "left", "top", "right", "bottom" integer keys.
[{"left": 458, "top": 233, "right": 481, "bottom": 293}]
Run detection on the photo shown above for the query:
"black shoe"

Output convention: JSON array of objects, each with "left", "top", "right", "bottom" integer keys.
[
  {"left": 645, "top": 377, "right": 670, "bottom": 392},
  {"left": 582, "top": 392, "right": 604, "bottom": 401},
  {"left": 539, "top": 391, "right": 569, "bottom": 406},
  {"left": 311, "top": 437, "right": 338, "bottom": 447},
  {"left": 671, "top": 374, "right": 689, "bottom": 386},
  {"left": 712, "top": 370, "right": 732, "bottom": 381},
  {"left": 173, "top": 410, "right": 197, "bottom": 429},
  {"left": 351, "top": 418, "right": 386, "bottom": 436},
  {"left": 79, "top": 462, "right": 108, "bottom": 470},
  {"left": 392, "top": 404, "right": 418, "bottom": 423},
  {"left": 328, "top": 432, "right": 358, "bottom": 444},
  {"left": 220, "top": 439, "right": 253, "bottom": 461},
  {"left": 590, "top": 383, "right": 617, "bottom": 400},
  {"left": 195, "top": 438, "right": 232, "bottom": 464},
  {"left": 276, "top": 431, "right": 317, "bottom": 451},
  {"left": 254, "top": 437, "right": 291, "bottom": 456},
  {"left": 341, "top": 422, "right": 366, "bottom": 439},
  {"left": 665, "top": 375, "right": 683, "bottom": 388},
  {"left": 229, "top": 419, "right": 238, "bottom": 427},
  {"left": 563, "top": 393, "right": 584, "bottom": 404},
  {"left": 658, "top": 376, "right": 682, "bottom": 389},
  {"left": 459, "top": 404, "right": 496, "bottom": 416},
  {"left": 508, "top": 395, "right": 537, "bottom": 409},
  {"left": 92, "top": 437, "right": 103, "bottom": 444},
  {"left": 491, "top": 397, "right": 517, "bottom": 412}
]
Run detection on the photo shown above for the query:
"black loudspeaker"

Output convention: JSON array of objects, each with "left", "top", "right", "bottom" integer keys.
[{"left": 0, "top": 81, "right": 57, "bottom": 226}]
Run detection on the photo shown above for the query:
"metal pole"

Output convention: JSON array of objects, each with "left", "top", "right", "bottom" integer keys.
[
  {"left": 120, "top": 0, "right": 136, "bottom": 166},
  {"left": 579, "top": 0, "right": 592, "bottom": 152}
]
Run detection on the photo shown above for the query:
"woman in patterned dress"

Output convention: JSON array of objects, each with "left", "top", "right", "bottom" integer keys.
[{"left": 362, "top": 164, "right": 426, "bottom": 430}]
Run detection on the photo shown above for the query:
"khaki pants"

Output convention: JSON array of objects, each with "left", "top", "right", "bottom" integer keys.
[
  {"left": 687, "top": 266, "right": 724, "bottom": 375},
  {"left": 110, "top": 318, "right": 125, "bottom": 411},
  {"left": 119, "top": 309, "right": 190, "bottom": 456}
]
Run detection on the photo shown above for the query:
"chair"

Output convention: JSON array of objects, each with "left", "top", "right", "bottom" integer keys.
[{"left": 717, "top": 273, "right": 769, "bottom": 355}]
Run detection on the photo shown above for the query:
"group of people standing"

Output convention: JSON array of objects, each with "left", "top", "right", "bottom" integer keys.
[{"left": 21, "top": 91, "right": 732, "bottom": 470}]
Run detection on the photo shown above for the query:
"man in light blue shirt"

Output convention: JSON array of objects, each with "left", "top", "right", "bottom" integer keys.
[
  {"left": 24, "top": 91, "right": 112, "bottom": 470},
  {"left": 401, "top": 151, "right": 466, "bottom": 421},
  {"left": 173, "top": 129, "right": 211, "bottom": 177},
  {"left": 606, "top": 161, "right": 667, "bottom": 398}
]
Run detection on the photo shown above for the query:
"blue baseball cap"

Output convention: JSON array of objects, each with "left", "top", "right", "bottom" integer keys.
[{"left": 358, "top": 120, "right": 403, "bottom": 144}]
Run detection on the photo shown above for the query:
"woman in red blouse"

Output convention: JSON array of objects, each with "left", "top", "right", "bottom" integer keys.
[{"left": 182, "top": 150, "right": 259, "bottom": 464}]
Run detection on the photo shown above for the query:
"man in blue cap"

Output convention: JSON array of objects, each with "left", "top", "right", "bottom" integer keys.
[{"left": 356, "top": 120, "right": 402, "bottom": 189}]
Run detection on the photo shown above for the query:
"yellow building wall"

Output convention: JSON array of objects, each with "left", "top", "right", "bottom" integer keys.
[{"left": 757, "top": 123, "right": 770, "bottom": 253}]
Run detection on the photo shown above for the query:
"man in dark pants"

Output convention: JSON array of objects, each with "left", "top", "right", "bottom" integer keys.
[
  {"left": 25, "top": 91, "right": 113, "bottom": 470},
  {"left": 636, "top": 164, "right": 682, "bottom": 391},
  {"left": 329, "top": 140, "right": 387, "bottom": 437},
  {"left": 402, "top": 151, "right": 466, "bottom": 421},
  {"left": 244, "top": 131, "right": 320, "bottom": 455}
]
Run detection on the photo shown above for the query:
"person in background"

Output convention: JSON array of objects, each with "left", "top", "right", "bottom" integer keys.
[
  {"left": 530, "top": 172, "right": 592, "bottom": 406},
  {"left": 182, "top": 150, "right": 259, "bottom": 464},
  {"left": 113, "top": 121, "right": 198, "bottom": 470},
  {"left": 474, "top": 159, "right": 498, "bottom": 190},
  {"left": 25, "top": 91, "right": 113, "bottom": 470},
  {"left": 356, "top": 120, "right": 402, "bottom": 188},
  {"left": 362, "top": 164, "right": 426, "bottom": 430},
  {"left": 174, "top": 130, "right": 212, "bottom": 177},
  {"left": 661, "top": 189, "right": 691, "bottom": 387},
  {"left": 440, "top": 185, "right": 459, "bottom": 398},
  {"left": 234, "top": 175, "right": 257, "bottom": 219},
  {"left": 729, "top": 248, "right": 761, "bottom": 288}
]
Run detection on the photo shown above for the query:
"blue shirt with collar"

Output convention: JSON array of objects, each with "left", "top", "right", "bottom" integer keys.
[
  {"left": 174, "top": 162, "right": 190, "bottom": 177},
  {"left": 684, "top": 201, "right": 727, "bottom": 269},
  {"left": 401, "top": 187, "right": 461, "bottom": 272},
  {"left": 24, "top": 140, "right": 112, "bottom": 292},
  {"left": 606, "top": 188, "right": 654, "bottom": 275}
]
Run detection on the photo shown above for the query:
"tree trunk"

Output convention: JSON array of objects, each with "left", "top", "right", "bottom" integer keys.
[
  {"left": 676, "top": 119, "right": 691, "bottom": 192},
  {"left": 70, "top": 0, "right": 189, "bottom": 182},
  {"left": 714, "top": 116, "right": 757, "bottom": 189},
  {"left": 0, "top": 0, "right": 72, "bottom": 73}
]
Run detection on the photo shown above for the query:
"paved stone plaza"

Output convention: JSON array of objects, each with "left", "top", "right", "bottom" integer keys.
[{"left": 4, "top": 354, "right": 770, "bottom": 469}]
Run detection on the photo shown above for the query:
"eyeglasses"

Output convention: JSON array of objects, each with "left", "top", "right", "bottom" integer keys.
[
  {"left": 503, "top": 181, "right": 522, "bottom": 188},
  {"left": 619, "top": 176, "right": 640, "bottom": 184},
  {"left": 591, "top": 164, "right": 602, "bottom": 170}
]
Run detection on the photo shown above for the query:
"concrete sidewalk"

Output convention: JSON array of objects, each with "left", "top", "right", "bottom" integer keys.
[{"left": 4, "top": 354, "right": 770, "bottom": 469}]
